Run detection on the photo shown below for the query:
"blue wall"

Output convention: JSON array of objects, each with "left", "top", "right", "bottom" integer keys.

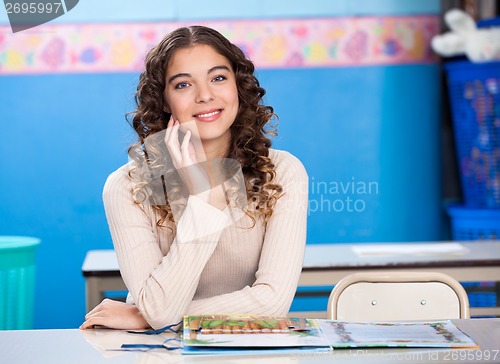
[
  {"left": 0, "top": 0, "right": 442, "bottom": 328},
  {"left": 261, "top": 65, "right": 442, "bottom": 243},
  {"left": 0, "top": 74, "right": 136, "bottom": 328},
  {"left": 0, "top": 0, "right": 440, "bottom": 24}
]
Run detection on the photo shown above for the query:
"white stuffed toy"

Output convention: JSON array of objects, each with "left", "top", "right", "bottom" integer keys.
[{"left": 431, "top": 9, "right": 500, "bottom": 62}]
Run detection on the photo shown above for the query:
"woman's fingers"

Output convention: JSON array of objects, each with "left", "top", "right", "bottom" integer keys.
[
  {"left": 166, "top": 120, "right": 180, "bottom": 150},
  {"left": 181, "top": 130, "right": 199, "bottom": 165},
  {"left": 163, "top": 119, "right": 210, "bottom": 199},
  {"left": 85, "top": 307, "right": 98, "bottom": 320},
  {"left": 180, "top": 130, "right": 194, "bottom": 164},
  {"left": 166, "top": 121, "right": 182, "bottom": 166},
  {"left": 84, "top": 298, "right": 107, "bottom": 319},
  {"left": 167, "top": 121, "right": 198, "bottom": 167},
  {"left": 81, "top": 300, "right": 111, "bottom": 329},
  {"left": 85, "top": 308, "right": 107, "bottom": 321},
  {"left": 164, "top": 116, "right": 174, "bottom": 142},
  {"left": 80, "top": 317, "right": 100, "bottom": 330},
  {"left": 80, "top": 314, "right": 114, "bottom": 330}
]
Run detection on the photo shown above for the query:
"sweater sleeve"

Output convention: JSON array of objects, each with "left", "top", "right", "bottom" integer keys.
[
  {"left": 186, "top": 151, "right": 308, "bottom": 316},
  {"left": 102, "top": 167, "right": 230, "bottom": 329}
]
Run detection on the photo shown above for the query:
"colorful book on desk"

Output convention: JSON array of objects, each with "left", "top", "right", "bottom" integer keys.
[{"left": 181, "top": 315, "right": 479, "bottom": 354}]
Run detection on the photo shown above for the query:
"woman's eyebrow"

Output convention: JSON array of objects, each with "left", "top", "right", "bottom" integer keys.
[
  {"left": 167, "top": 73, "right": 190, "bottom": 84},
  {"left": 208, "top": 65, "right": 230, "bottom": 74},
  {"left": 167, "top": 65, "right": 230, "bottom": 84}
]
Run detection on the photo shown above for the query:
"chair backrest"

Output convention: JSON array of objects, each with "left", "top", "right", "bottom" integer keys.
[{"left": 327, "top": 272, "right": 470, "bottom": 321}]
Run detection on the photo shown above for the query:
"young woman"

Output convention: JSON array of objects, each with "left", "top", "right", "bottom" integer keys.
[{"left": 80, "top": 26, "right": 308, "bottom": 330}]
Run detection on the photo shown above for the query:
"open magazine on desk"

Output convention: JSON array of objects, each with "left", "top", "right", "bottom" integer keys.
[{"left": 181, "top": 315, "right": 479, "bottom": 355}]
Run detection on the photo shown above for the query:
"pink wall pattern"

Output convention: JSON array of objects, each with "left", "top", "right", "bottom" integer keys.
[{"left": 0, "top": 16, "right": 439, "bottom": 74}]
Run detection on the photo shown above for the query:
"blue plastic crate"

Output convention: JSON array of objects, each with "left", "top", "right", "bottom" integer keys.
[
  {"left": 462, "top": 282, "right": 498, "bottom": 308},
  {"left": 468, "top": 292, "right": 497, "bottom": 308},
  {"left": 447, "top": 205, "right": 500, "bottom": 240},
  {"left": 477, "top": 17, "right": 500, "bottom": 28},
  {"left": 446, "top": 206, "right": 499, "bottom": 315},
  {"left": 444, "top": 61, "right": 500, "bottom": 208}
]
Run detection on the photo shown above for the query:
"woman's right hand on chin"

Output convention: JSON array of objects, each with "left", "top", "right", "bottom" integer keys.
[{"left": 165, "top": 117, "right": 211, "bottom": 202}]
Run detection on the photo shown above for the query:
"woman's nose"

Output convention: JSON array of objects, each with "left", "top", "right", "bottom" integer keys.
[{"left": 195, "top": 83, "right": 215, "bottom": 103}]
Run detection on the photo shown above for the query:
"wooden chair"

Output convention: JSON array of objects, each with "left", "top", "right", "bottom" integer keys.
[{"left": 327, "top": 271, "right": 470, "bottom": 320}]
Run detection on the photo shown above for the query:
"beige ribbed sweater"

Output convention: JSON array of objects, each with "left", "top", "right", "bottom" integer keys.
[{"left": 103, "top": 149, "right": 308, "bottom": 329}]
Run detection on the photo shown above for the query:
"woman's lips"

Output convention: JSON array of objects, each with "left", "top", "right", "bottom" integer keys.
[{"left": 194, "top": 109, "right": 222, "bottom": 122}]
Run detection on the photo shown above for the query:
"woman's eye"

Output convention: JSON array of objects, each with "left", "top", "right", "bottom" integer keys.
[
  {"left": 212, "top": 75, "right": 226, "bottom": 82},
  {"left": 175, "top": 82, "right": 190, "bottom": 89}
]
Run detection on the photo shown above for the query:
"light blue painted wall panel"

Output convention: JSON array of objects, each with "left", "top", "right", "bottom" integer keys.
[
  {"left": 176, "top": 0, "right": 440, "bottom": 20},
  {"left": 259, "top": 65, "right": 442, "bottom": 243},
  {"left": 0, "top": 0, "right": 440, "bottom": 25},
  {"left": 0, "top": 73, "right": 136, "bottom": 329}
]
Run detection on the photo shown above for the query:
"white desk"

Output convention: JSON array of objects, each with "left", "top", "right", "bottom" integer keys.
[
  {"left": 82, "top": 241, "right": 500, "bottom": 317},
  {"left": 1, "top": 319, "right": 499, "bottom": 364}
]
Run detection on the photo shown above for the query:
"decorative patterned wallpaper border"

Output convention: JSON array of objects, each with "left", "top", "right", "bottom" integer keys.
[{"left": 0, "top": 16, "right": 439, "bottom": 74}]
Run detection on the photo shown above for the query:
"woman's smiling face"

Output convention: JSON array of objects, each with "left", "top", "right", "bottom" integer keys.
[{"left": 163, "top": 44, "right": 239, "bottom": 149}]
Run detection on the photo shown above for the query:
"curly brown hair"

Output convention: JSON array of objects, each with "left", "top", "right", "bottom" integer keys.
[{"left": 128, "top": 25, "right": 282, "bottom": 227}]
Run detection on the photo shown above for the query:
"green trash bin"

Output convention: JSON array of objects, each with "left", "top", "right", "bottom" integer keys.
[{"left": 0, "top": 236, "right": 40, "bottom": 330}]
